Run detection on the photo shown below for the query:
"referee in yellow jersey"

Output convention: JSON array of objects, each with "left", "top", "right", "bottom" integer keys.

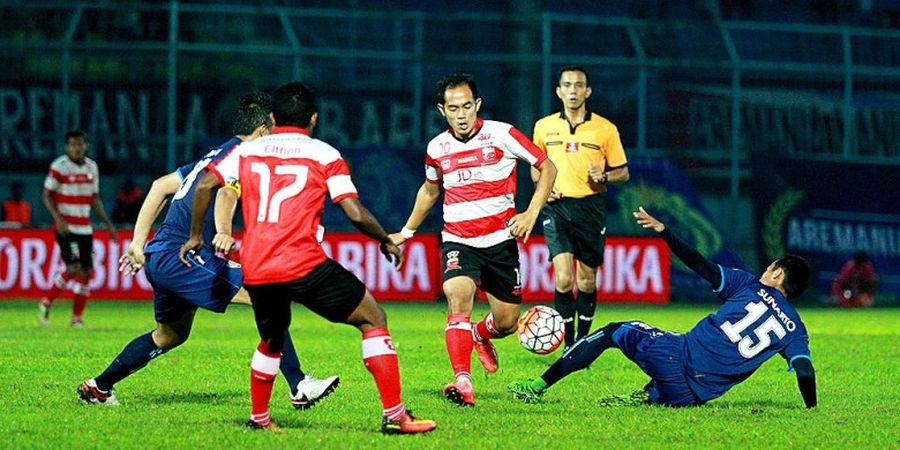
[{"left": 531, "top": 66, "right": 629, "bottom": 348}]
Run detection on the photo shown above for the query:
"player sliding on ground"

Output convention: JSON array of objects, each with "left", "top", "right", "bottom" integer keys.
[
  {"left": 508, "top": 207, "right": 817, "bottom": 409},
  {"left": 181, "top": 82, "right": 436, "bottom": 434},
  {"left": 78, "top": 93, "right": 339, "bottom": 409}
]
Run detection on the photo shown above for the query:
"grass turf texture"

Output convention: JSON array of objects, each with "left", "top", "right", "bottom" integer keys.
[{"left": 2, "top": 300, "right": 898, "bottom": 449}]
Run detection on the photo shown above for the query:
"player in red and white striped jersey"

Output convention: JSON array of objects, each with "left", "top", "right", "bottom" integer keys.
[
  {"left": 391, "top": 74, "right": 557, "bottom": 406},
  {"left": 179, "top": 82, "right": 436, "bottom": 434},
  {"left": 40, "top": 130, "right": 118, "bottom": 327}
]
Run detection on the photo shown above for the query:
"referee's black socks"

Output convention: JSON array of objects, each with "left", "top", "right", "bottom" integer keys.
[
  {"left": 575, "top": 290, "right": 596, "bottom": 340},
  {"left": 554, "top": 290, "right": 576, "bottom": 348}
]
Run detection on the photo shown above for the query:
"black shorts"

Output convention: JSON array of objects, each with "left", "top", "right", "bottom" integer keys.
[
  {"left": 56, "top": 232, "right": 93, "bottom": 270},
  {"left": 541, "top": 194, "right": 607, "bottom": 267},
  {"left": 441, "top": 240, "right": 522, "bottom": 304},
  {"left": 244, "top": 258, "right": 367, "bottom": 330}
]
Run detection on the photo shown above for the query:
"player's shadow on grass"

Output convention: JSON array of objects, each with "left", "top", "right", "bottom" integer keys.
[
  {"left": 141, "top": 390, "right": 244, "bottom": 405},
  {"left": 228, "top": 417, "right": 372, "bottom": 433},
  {"left": 705, "top": 399, "right": 799, "bottom": 410}
]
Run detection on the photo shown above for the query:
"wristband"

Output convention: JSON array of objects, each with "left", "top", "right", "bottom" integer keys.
[{"left": 400, "top": 227, "right": 416, "bottom": 239}]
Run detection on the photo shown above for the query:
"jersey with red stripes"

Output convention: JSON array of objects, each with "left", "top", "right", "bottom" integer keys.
[
  {"left": 209, "top": 126, "right": 358, "bottom": 285},
  {"left": 425, "top": 118, "right": 546, "bottom": 248},
  {"left": 43, "top": 155, "right": 100, "bottom": 235}
]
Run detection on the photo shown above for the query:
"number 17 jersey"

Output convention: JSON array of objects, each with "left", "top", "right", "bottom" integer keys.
[
  {"left": 208, "top": 126, "right": 358, "bottom": 285},
  {"left": 683, "top": 267, "right": 811, "bottom": 402}
]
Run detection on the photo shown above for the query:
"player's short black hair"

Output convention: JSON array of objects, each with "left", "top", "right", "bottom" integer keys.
[
  {"left": 774, "top": 255, "right": 810, "bottom": 299},
  {"left": 272, "top": 82, "right": 316, "bottom": 128},
  {"left": 853, "top": 251, "right": 869, "bottom": 265},
  {"left": 436, "top": 73, "right": 478, "bottom": 105},
  {"left": 65, "top": 130, "right": 86, "bottom": 143},
  {"left": 558, "top": 66, "right": 590, "bottom": 86},
  {"left": 233, "top": 91, "right": 273, "bottom": 136}
]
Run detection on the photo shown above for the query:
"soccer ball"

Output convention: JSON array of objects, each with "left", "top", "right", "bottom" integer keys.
[{"left": 517, "top": 305, "right": 565, "bottom": 354}]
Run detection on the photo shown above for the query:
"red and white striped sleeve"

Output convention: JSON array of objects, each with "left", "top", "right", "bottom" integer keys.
[
  {"left": 424, "top": 153, "right": 441, "bottom": 184},
  {"left": 325, "top": 157, "right": 358, "bottom": 203},
  {"left": 89, "top": 160, "right": 100, "bottom": 195},
  {"left": 208, "top": 145, "right": 241, "bottom": 186},
  {"left": 44, "top": 160, "right": 61, "bottom": 192},
  {"left": 505, "top": 126, "right": 547, "bottom": 168}
]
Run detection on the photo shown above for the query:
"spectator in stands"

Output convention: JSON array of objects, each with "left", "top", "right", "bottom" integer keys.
[
  {"left": 831, "top": 251, "right": 878, "bottom": 307},
  {"left": 113, "top": 178, "right": 145, "bottom": 225},
  {"left": 2, "top": 181, "right": 32, "bottom": 227}
]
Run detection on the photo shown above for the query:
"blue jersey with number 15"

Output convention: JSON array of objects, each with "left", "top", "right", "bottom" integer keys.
[
  {"left": 682, "top": 266, "right": 811, "bottom": 402},
  {"left": 145, "top": 137, "right": 242, "bottom": 253}
]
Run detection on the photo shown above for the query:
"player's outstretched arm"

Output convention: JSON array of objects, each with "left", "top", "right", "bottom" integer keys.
[
  {"left": 390, "top": 181, "right": 440, "bottom": 246},
  {"left": 792, "top": 358, "right": 817, "bottom": 408},
  {"left": 119, "top": 172, "right": 181, "bottom": 275},
  {"left": 179, "top": 170, "right": 219, "bottom": 266},
  {"left": 338, "top": 197, "right": 404, "bottom": 269},
  {"left": 509, "top": 159, "right": 557, "bottom": 243},
  {"left": 633, "top": 206, "right": 721, "bottom": 287}
]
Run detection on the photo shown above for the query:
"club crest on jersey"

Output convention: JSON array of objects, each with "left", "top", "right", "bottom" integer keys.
[
  {"left": 440, "top": 159, "right": 452, "bottom": 170},
  {"left": 445, "top": 250, "right": 461, "bottom": 272},
  {"left": 481, "top": 146, "right": 499, "bottom": 163},
  {"left": 566, "top": 141, "right": 579, "bottom": 153}
]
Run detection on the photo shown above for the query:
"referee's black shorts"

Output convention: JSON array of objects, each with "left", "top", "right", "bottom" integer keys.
[{"left": 541, "top": 194, "right": 607, "bottom": 268}]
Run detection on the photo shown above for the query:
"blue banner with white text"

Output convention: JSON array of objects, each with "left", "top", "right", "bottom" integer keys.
[{"left": 751, "top": 158, "right": 899, "bottom": 301}]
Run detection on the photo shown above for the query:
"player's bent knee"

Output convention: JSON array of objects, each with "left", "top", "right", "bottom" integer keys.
[
  {"left": 599, "top": 321, "right": 624, "bottom": 336},
  {"left": 345, "top": 292, "right": 387, "bottom": 330},
  {"left": 153, "top": 328, "right": 186, "bottom": 350},
  {"left": 555, "top": 273, "right": 574, "bottom": 292},
  {"left": 575, "top": 279, "right": 597, "bottom": 293}
]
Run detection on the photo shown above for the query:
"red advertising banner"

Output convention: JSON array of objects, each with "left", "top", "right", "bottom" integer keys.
[
  {"left": 0, "top": 230, "right": 668, "bottom": 303},
  {"left": 516, "top": 236, "right": 670, "bottom": 303}
]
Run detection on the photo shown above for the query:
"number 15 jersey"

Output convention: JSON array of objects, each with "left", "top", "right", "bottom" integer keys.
[
  {"left": 209, "top": 126, "right": 358, "bottom": 285},
  {"left": 683, "top": 267, "right": 812, "bottom": 402}
]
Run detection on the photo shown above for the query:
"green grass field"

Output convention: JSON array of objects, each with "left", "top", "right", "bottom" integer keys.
[{"left": 2, "top": 300, "right": 898, "bottom": 449}]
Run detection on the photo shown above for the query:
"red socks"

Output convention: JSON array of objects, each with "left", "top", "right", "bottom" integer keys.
[
  {"left": 445, "top": 313, "right": 473, "bottom": 381},
  {"left": 475, "top": 312, "right": 507, "bottom": 341},
  {"left": 45, "top": 273, "right": 72, "bottom": 303},
  {"left": 249, "top": 340, "right": 281, "bottom": 426},
  {"left": 71, "top": 275, "right": 89, "bottom": 322},
  {"left": 362, "top": 327, "right": 405, "bottom": 420}
]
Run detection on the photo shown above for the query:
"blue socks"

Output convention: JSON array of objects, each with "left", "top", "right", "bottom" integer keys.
[
  {"left": 280, "top": 330, "right": 306, "bottom": 396},
  {"left": 95, "top": 331, "right": 167, "bottom": 391},
  {"left": 539, "top": 322, "right": 623, "bottom": 389}
]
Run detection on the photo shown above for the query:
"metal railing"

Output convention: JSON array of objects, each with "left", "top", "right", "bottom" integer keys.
[{"left": 2, "top": 1, "right": 899, "bottom": 198}]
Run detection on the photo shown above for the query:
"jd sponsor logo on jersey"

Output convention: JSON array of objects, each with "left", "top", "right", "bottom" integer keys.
[
  {"left": 565, "top": 141, "right": 579, "bottom": 153},
  {"left": 478, "top": 133, "right": 492, "bottom": 141},
  {"left": 445, "top": 250, "right": 461, "bottom": 273}
]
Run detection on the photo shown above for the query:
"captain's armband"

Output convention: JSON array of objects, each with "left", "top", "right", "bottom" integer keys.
[{"left": 224, "top": 180, "right": 242, "bottom": 198}]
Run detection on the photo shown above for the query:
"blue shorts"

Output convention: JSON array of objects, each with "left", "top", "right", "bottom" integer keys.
[
  {"left": 612, "top": 321, "right": 701, "bottom": 407},
  {"left": 144, "top": 246, "right": 242, "bottom": 323}
]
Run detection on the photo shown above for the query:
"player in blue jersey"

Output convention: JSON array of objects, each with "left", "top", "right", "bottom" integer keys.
[
  {"left": 78, "top": 92, "right": 339, "bottom": 408},
  {"left": 508, "top": 207, "right": 817, "bottom": 408}
]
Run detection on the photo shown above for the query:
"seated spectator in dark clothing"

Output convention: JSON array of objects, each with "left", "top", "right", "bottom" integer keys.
[
  {"left": 113, "top": 179, "right": 144, "bottom": 225},
  {"left": 2, "top": 182, "right": 32, "bottom": 227},
  {"left": 831, "top": 251, "right": 878, "bottom": 307}
]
